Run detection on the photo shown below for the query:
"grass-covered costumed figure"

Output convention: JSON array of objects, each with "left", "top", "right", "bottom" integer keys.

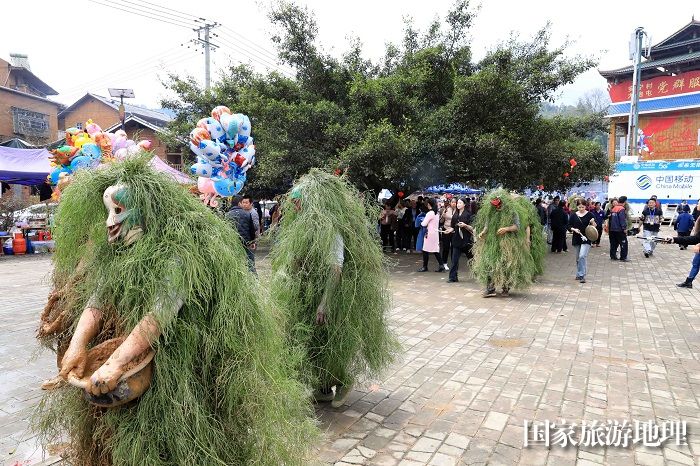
[
  {"left": 269, "top": 169, "right": 398, "bottom": 408},
  {"left": 34, "top": 155, "right": 317, "bottom": 465},
  {"left": 473, "top": 189, "right": 535, "bottom": 297},
  {"left": 513, "top": 195, "right": 547, "bottom": 278}
]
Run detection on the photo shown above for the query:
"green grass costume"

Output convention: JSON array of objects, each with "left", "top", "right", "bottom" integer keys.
[
  {"left": 472, "top": 189, "right": 536, "bottom": 291},
  {"left": 34, "top": 156, "right": 317, "bottom": 465},
  {"left": 513, "top": 196, "right": 547, "bottom": 278},
  {"left": 269, "top": 169, "right": 398, "bottom": 392}
]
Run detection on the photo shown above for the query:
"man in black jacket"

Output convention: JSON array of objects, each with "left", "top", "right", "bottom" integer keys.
[{"left": 227, "top": 195, "right": 258, "bottom": 272}]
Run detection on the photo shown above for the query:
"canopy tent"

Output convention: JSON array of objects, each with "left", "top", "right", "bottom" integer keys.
[
  {"left": 0, "top": 138, "right": 36, "bottom": 149},
  {"left": 424, "top": 183, "right": 483, "bottom": 195},
  {"left": 149, "top": 155, "right": 193, "bottom": 185},
  {"left": 0, "top": 146, "right": 52, "bottom": 185}
]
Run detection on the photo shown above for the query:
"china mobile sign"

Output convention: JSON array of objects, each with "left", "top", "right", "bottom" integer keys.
[{"left": 609, "top": 160, "right": 700, "bottom": 203}]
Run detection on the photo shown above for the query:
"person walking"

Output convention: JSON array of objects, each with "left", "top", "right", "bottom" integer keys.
[
  {"left": 639, "top": 197, "right": 663, "bottom": 258},
  {"left": 591, "top": 202, "right": 605, "bottom": 247},
  {"left": 379, "top": 203, "right": 396, "bottom": 252},
  {"left": 692, "top": 200, "right": 700, "bottom": 223},
  {"left": 400, "top": 199, "right": 414, "bottom": 252},
  {"left": 417, "top": 198, "right": 449, "bottom": 272},
  {"left": 448, "top": 198, "right": 474, "bottom": 283},
  {"left": 675, "top": 207, "right": 694, "bottom": 250},
  {"left": 568, "top": 200, "right": 596, "bottom": 283},
  {"left": 607, "top": 198, "right": 629, "bottom": 261},
  {"left": 535, "top": 198, "right": 547, "bottom": 229},
  {"left": 410, "top": 199, "right": 421, "bottom": 252},
  {"left": 227, "top": 195, "right": 259, "bottom": 272},
  {"left": 664, "top": 217, "right": 700, "bottom": 288},
  {"left": 550, "top": 200, "right": 568, "bottom": 253},
  {"left": 440, "top": 197, "right": 457, "bottom": 265},
  {"left": 546, "top": 195, "right": 560, "bottom": 245},
  {"left": 395, "top": 200, "right": 408, "bottom": 252}
]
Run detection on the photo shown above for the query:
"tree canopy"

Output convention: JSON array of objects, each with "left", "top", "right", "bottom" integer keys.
[{"left": 161, "top": 0, "right": 611, "bottom": 196}]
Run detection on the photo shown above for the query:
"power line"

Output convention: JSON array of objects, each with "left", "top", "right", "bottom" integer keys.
[
  {"left": 108, "top": 0, "right": 198, "bottom": 24},
  {"left": 59, "top": 46, "right": 187, "bottom": 95},
  {"left": 215, "top": 29, "right": 295, "bottom": 74},
  {"left": 123, "top": 0, "right": 290, "bottom": 72},
  {"left": 214, "top": 35, "right": 295, "bottom": 78},
  {"left": 98, "top": 0, "right": 196, "bottom": 28},
  {"left": 126, "top": 0, "right": 212, "bottom": 22},
  {"left": 87, "top": 0, "right": 195, "bottom": 29},
  {"left": 219, "top": 26, "right": 283, "bottom": 64},
  {"left": 59, "top": 51, "right": 198, "bottom": 104}
]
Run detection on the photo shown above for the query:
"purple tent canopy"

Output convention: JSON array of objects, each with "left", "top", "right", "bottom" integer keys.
[
  {"left": 149, "top": 155, "right": 193, "bottom": 184},
  {"left": 0, "top": 146, "right": 52, "bottom": 185}
]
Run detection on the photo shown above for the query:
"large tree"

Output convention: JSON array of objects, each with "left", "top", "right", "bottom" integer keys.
[{"left": 160, "top": 0, "right": 611, "bottom": 196}]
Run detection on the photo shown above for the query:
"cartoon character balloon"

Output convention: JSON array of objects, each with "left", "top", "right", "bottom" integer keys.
[
  {"left": 188, "top": 106, "right": 256, "bottom": 207},
  {"left": 48, "top": 119, "right": 152, "bottom": 200}
]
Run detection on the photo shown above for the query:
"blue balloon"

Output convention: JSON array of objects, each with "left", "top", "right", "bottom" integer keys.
[
  {"left": 49, "top": 166, "right": 72, "bottom": 185},
  {"left": 69, "top": 155, "right": 93, "bottom": 171},
  {"left": 80, "top": 143, "right": 102, "bottom": 161},
  {"left": 213, "top": 177, "right": 243, "bottom": 197}
]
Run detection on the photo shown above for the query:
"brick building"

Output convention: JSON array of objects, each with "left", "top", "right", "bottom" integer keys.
[
  {"left": 601, "top": 19, "right": 700, "bottom": 162},
  {"left": 58, "top": 93, "right": 182, "bottom": 166},
  {"left": 0, "top": 54, "right": 63, "bottom": 145}
]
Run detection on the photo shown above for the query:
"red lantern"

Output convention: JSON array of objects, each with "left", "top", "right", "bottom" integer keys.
[
  {"left": 537, "top": 184, "right": 544, "bottom": 190},
  {"left": 569, "top": 158, "right": 577, "bottom": 169},
  {"left": 398, "top": 191, "right": 405, "bottom": 198},
  {"left": 563, "top": 172, "right": 570, "bottom": 178},
  {"left": 333, "top": 168, "right": 342, "bottom": 176}
]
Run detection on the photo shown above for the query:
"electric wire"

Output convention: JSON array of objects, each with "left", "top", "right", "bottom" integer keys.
[
  {"left": 86, "top": 0, "right": 195, "bottom": 29},
  {"left": 59, "top": 46, "right": 188, "bottom": 95},
  {"left": 59, "top": 51, "right": 198, "bottom": 105}
]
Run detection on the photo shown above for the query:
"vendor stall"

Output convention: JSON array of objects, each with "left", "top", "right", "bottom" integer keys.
[{"left": 0, "top": 146, "right": 52, "bottom": 186}]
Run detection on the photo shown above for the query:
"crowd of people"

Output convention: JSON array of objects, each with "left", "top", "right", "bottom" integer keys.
[
  {"left": 538, "top": 194, "right": 700, "bottom": 287},
  {"left": 372, "top": 192, "right": 700, "bottom": 290},
  {"left": 223, "top": 190, "right": 700, "bottom": 293},
  {"left": 376, "top": 195, "right": 481, "bottom": 282}
]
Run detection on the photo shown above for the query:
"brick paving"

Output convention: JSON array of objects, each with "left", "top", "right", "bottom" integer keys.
[{"left": 2, "top": 228, "right": 700, "bottom": 465}]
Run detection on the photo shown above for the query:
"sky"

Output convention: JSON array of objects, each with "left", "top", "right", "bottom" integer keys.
[{"left": 2, "top": 0, "right": 699, "bottom": 111}]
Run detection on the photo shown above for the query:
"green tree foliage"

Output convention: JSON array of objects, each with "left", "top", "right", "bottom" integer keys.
[{"left": 160, "top": 0, "right": 611, "bottom": 196}]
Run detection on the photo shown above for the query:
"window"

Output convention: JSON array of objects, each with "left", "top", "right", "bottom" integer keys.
[
  {"left": 75, "top": 122, "right": 82, "bottom": 130},
  {"left": 11, "top": 107, "right": 49, "bottom": 137}
]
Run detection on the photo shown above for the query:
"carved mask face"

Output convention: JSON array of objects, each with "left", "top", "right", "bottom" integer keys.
[{"left": 103, "top": 184, "right": 142, "bottom": 245}]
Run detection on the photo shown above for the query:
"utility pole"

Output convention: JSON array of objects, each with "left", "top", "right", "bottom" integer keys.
[
  {"left": 627, "top": 27, "right": 648, "bottom": 158},
  {"left": 193, "top": 22, "right": 219, "bottom": 89}
]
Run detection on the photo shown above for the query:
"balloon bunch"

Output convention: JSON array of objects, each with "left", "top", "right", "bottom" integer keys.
[
  {"left": 189, "top": 106, "right": 256, "bottom": 207},
  {"left": 48, "top": 119, "right": 152, "bottom": 199}
]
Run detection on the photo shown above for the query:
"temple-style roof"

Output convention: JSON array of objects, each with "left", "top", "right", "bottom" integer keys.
[{"left": 600, "top": 19, "right": 700, "bottom": 80}]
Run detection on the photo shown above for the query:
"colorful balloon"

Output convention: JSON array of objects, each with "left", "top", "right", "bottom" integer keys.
[{"left": 189, "top": 106, "right": 256, "bottom": 206}]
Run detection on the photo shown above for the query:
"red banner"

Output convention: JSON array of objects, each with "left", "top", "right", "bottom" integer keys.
[{"left": 608, "top": 70, "right": 700, "bottom": 103}]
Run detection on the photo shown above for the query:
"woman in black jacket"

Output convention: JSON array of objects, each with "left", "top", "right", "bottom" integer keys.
[
  {"left": 448, "top": 198, "right": 474, "bottom": 283},
  {"left": 568, "top": 200, "right": 596, "bottom": 283},
  {"left": 550, "top": 200, "right": 569, "bottom": 253}
]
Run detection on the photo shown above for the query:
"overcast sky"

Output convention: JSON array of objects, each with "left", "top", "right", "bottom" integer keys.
[{"left": 3, "top": 0, "right": 699, "bottom": 110}]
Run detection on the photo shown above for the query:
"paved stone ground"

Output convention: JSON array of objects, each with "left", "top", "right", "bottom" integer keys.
[{"left": 2, "top": 228, "right": 700, "bottom": 465}]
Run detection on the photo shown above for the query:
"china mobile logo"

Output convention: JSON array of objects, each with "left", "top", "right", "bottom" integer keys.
[
  {"left": 636, "top": 175, "right": 652, "bottom": 190},
  {"left": 524, "top": 420, "right": 687, "bottom": 447}
]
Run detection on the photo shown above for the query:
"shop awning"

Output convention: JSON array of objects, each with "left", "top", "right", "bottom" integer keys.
[{"left": 0, "top": 146, "right": 52, "bottom": 185}]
